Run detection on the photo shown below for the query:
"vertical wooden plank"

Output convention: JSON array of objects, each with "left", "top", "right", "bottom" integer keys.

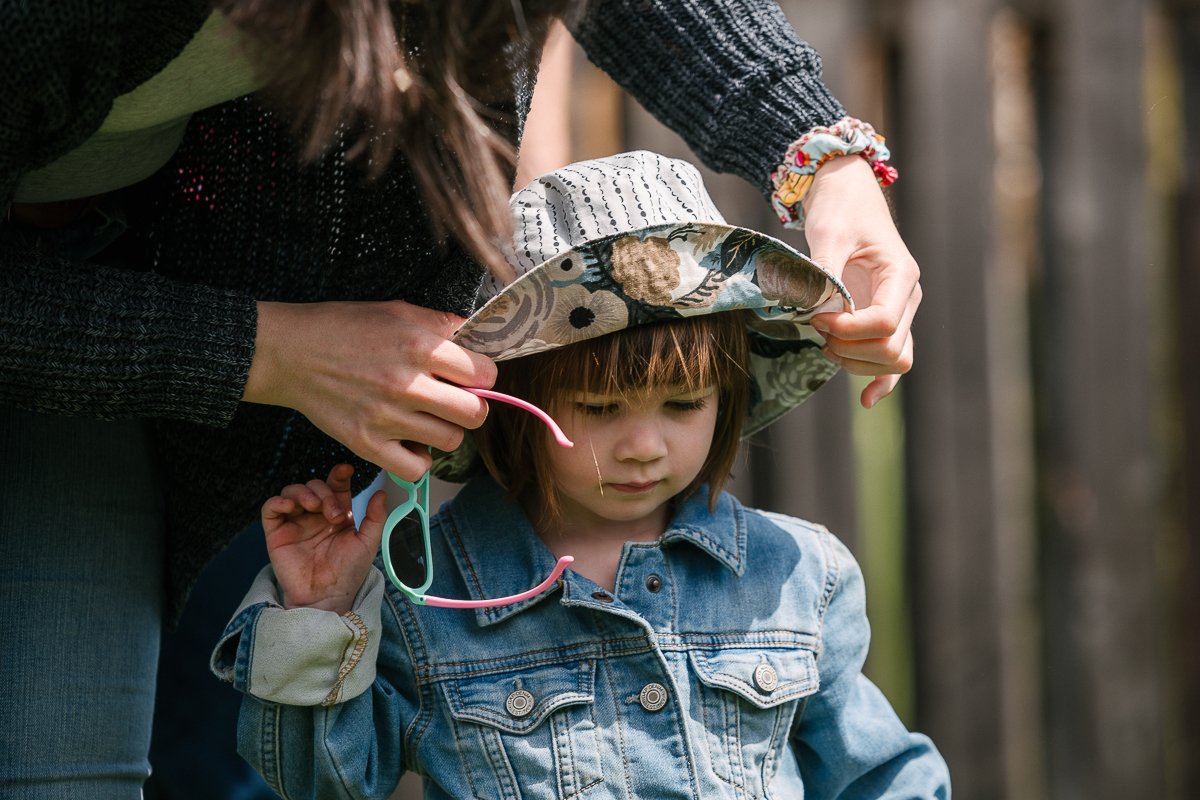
[
  {"left": 1037, "top": 0, "right": 1166, "bottom": 797},
  {"left": 892, "top": 0, "right": 1045, "bottom": 797},
  {"left": 984, "top": 12, "right": 1047, "bottom": 799},
  {"left": 1166, "top": 5, "right": 1200, "bottom": 793}
]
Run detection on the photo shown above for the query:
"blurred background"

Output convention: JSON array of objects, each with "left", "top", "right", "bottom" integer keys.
[
  {"left": 144, "top": 2, "right": 1193, "bottom": 798},
  {"left": 409, "top": 1, "right": 1195, "bottom": 798}
]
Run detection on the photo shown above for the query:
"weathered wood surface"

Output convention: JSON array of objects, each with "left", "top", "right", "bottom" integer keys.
[
  {"left": 885, "top": 1, "right": 1047, "bottom": 797},
  {"left": 399, "top": 1, "right": 1185, "bottom": 796},
  {"left": 1036, "top": 0, "right": 1166, "bottom": 797},
  {"left": 1168, "top": 2, "right": 1200, "bottom": 791}
]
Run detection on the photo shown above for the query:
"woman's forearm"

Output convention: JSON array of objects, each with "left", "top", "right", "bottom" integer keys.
[
  {"left": 0, "top": 236, "right": 256, "bottom": 424},
  {"left": 570, "top": 0, "right": 845, "bottom": 190}
]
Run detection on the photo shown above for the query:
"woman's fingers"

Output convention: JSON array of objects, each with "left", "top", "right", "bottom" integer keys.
[
  {"left": 860, "top": 372, "right": 904, "bottom": 410},
  {"left": 816, "top": 257, "right": 920, "bottom": 341},
  {"left": 801, "top": 155, "right": 922, "bottom": 407},
  {"left": 818, "top": 279, "right": 918, "bottom": 371},
  {"left": 373, "top": 441, "right": 435, "bottom": 483},
  {"left": 410, "top": 307, "right": 498, "bottom": 390},
  {"left": 246, "top": 299, "right": 499, "bottom": 477},
  {"left": 822, "top": 325, "right": 914, "bottom": 408},
  {"left": 396, "top": 371, "right": 491, "bottom": 435}
]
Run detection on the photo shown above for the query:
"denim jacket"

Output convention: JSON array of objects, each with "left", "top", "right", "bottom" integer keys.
[{"left": 213, "top": 477, "right": 950, "bottom": 799}]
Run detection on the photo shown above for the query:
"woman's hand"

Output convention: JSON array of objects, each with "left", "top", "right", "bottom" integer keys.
[
  {"left": 801, "top": 155, "right": 921, "bottom": 408},
  {"left": 244, "top": 299, "right": 497, "bottom": 480},
  {"left": 262, "top": 464, "right": 388, "bottom": 614}
]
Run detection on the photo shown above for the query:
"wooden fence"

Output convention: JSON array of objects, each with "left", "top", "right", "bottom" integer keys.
[
  {"left": 400, "top": 1, "right": 1193, "bottom": 797},
  {"left": 565, "top": 0, "right": 1187, "bottom": 797}
]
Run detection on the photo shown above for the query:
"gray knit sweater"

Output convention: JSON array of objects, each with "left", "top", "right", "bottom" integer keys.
[{"left": 0, "top": 0, "right": 844, "bottom": 620}]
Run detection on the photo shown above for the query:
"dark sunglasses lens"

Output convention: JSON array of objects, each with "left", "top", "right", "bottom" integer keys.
[{"left": 387, "top": 513, "right": 429, "bottom": 589}]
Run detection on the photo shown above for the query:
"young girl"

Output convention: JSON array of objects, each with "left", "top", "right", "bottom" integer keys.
[{"left": 213, "top": 152, "right": 949, "bottom": 799}]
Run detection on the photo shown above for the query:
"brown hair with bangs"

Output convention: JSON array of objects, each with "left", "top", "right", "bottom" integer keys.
[{"left": 474, "top": 311, "right": 751, "bottom": 527}]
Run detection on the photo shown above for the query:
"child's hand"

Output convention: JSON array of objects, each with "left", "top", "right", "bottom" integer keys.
[{"left": 262, "top": 464, "right": 388, "bottom": 614}]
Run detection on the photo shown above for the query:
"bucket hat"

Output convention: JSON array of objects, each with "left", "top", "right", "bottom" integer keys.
[{"left": 433, "top": 150, "right": 852, "bottom": 481}]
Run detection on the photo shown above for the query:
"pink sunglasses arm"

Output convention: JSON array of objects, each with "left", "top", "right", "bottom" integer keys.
[
  {"left": 464, "top": 388, "right": 574, "bottom": 448},
  {"left": 422, "top": 556, "right": 574, "bottom": 609}
]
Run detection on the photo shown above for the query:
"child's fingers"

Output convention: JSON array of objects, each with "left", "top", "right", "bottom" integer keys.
[
  {"left": 322, "top": 494, "right": 350, "bottom": 525},
  {"left": 302, "top": 479, "right": 352, "bottom": 522},
  {"left": 280, "top": 483, "right": 323, "bottom": 512},
  {"left": 325, "top": 463, "right": 355, "bottom": 491},
  {"left": 356, "top": 490, "right": 389, "bottom": 552},
  {"left": 325, "top": 463, "right": 356, "bottom": 513},
  {"left": 305, "top": 478, "right": 351, "bottom": 524},
  {"left": 261, "top": 495, "right": 298, "bottom": 522},
  {"left": 262, "top": 496, "right": 295, "bottom": 515}
]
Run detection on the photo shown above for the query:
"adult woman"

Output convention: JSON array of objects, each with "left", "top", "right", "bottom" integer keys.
[{"left": 0, "top": 0, "right": 917, "bottom": 796}]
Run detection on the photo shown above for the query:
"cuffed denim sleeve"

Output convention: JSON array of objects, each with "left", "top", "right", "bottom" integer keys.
[
  {"left": 791, "top": 533, "right": 952, "bottom": 798},
  {"left": 210, "top": 566, "right": 385, "bottom": 707},
  {"left": 213, "top": 566, "right": 417, "bottom": 799}
]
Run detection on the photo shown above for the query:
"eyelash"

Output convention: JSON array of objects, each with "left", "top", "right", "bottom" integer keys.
[
  {"left": 576, "top": 403, "right": 618, "bottom": 416},
  {"left": 574, "top": 397, "right": 709, "bottom": 416},
  {"left": 666, "top": 398, "right": 708, "bottom": 413}
]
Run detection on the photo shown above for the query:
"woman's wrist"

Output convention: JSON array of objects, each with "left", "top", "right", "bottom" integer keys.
[
  {"left": 800, "top": 154, "right": 894, "bottom": 226},
  {"left": 243, "top": 300, "right": 298, "bottom": 407},
  {"left": 769, "top": 116, "right": 898, "bottom": 229}
]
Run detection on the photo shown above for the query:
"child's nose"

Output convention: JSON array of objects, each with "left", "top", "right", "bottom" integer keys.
[{"left": 614, "top": 417, "right": 669, "bottom": 462}]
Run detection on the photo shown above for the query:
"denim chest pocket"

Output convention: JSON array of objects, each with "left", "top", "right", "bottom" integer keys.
[
  {"left": 440, "top": 659, "right": 604, "bottom": 799},
  {"left": 688, "top": 648, "right": 820, "bottom": 796}
]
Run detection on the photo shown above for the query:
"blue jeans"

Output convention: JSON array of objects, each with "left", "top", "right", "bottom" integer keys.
[
  {"left": 0, "top": 407, "right": 165, "bottom": 798},
  {"left": 0, "top": 198, "right": 165, "bottom": 798}
]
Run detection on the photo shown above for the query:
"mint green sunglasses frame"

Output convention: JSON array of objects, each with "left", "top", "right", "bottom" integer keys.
[{"left": 380, "top": 388, "right": 574, "bottom": 608}]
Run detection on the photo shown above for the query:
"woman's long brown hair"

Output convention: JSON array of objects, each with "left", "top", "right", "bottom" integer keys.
[{"left": 216, "top": 0, "right": 570, "bottom": 280}]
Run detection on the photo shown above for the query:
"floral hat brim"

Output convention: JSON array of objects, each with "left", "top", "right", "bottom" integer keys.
[{"left": 431, "top": 220, "right": 852, "bottom": 482}]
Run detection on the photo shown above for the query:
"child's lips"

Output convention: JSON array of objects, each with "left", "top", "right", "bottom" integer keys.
[{"left": 609, "top": 480, "right": 662, "bottom": 494}]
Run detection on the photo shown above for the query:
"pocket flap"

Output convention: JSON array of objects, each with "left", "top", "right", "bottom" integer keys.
[
  {"left": 689, "top": 648, "right": 819, "bottom": 709},
  {"left": 442, "top": 660, "right": 596, "bottom": 734}
]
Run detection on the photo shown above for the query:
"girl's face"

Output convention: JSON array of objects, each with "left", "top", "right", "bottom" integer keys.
[{"left": 544, "top": 383, "right": 719, "bottom": 539}]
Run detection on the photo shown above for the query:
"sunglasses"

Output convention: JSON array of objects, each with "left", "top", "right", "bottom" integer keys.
[{"left": 381, "top": 387, "right": 575, "bottom": 608}]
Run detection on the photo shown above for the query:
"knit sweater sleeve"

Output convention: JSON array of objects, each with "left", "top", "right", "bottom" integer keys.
[
  {"left": 1, "top": 0, "right": 255, "bottom": 425},
  {"left": 569, "top": 0, "right": 846, "bottom": 195},
  {"left": 0, "top": 236, "right": 257, "bottom": 424}
]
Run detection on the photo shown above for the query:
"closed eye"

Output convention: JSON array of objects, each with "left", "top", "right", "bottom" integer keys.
[
  {"left": 666, "top": 398, "right": 709, "bottom": 413},
  {"left": 576, "top": 402, "right": 619, "bottom": 416}
]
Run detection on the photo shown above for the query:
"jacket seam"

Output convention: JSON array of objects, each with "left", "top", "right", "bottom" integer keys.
[
  {"left": 322, "top": 610, "right": 369, "bottom": 707},
  {"left": 389, "top": 586, "right": 434, "bottom": 770}
]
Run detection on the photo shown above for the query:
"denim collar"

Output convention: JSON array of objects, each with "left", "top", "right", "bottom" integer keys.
[{"left": 441, "top": 477, "right": 748, "bottom": 627}]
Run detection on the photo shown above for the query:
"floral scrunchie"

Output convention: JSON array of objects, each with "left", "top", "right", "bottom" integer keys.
[{"left": 770, "top": 116, "right": 899, "bottom": 229}]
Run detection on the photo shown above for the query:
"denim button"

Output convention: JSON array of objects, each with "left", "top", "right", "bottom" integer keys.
[
  {"left": 645, "top": 575, "right": 662, "bottom": 592},
  {"left": 592, "top": 591, "right": 614, "bottom": 603},
  {"left": 753, "top": 663, "right": 779, "bottom": 693},
  {"left": 505, "top": 689, "right": 535, "bottom": 717},
  {"left": 639, "top": 682, "right": 668, "bottom": 711}
]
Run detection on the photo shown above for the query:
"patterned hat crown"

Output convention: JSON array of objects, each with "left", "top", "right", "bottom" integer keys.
[
  {"left": 480, "top": 151, "right": 727, "bottom": 299},
  {"left": 434, "top": 151, "right": 852, "bottom": 481}
]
